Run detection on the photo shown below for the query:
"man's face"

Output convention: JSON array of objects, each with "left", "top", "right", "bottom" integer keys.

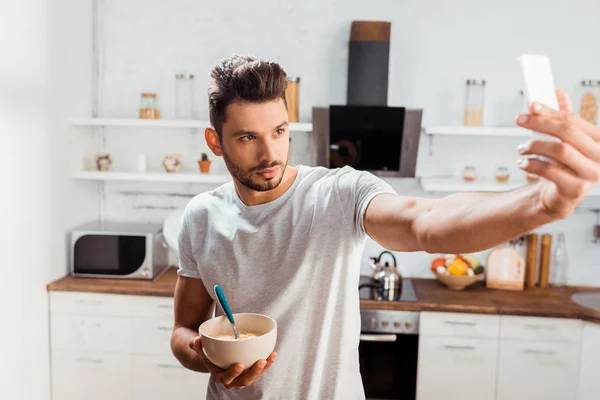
[{"left": 219, "top": 98, "right": 290, "bottom": 192}]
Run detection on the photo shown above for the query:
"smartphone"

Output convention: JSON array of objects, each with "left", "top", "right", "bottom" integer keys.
[{"left": 518, "top": 54, "right": 561, "bottom": 162}]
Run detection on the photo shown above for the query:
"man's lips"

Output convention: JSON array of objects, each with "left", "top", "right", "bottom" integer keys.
[{"left": 255, "top": 166, "right": 278, "bottom": 178}]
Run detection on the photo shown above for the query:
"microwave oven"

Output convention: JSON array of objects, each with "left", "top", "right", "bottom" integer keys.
[{"left": 69, "top": 221, "right": 170, "bottom": 280}]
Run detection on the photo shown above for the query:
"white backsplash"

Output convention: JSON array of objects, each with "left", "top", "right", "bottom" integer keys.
[{"left": 93, "top": 0, "right": 600, "bottom": 286}]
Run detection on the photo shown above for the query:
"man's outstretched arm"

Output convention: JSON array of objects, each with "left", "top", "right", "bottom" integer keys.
[{"left": 365, "top": 89, "right": 600, "bottom": 254}]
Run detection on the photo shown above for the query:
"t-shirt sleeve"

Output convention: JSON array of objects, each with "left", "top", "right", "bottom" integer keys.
[
  {"left": 177, "top": 207, "right": 202, "bottom": 279},
  {"left": 336, "top": 166, "right": 396, "bottom": 237}
]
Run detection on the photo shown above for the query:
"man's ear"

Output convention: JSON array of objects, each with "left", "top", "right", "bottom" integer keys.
[{"left": 205, "top": 127, "right": 223, "bottom": 157}]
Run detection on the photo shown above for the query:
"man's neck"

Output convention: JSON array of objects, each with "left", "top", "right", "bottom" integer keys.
[{"left": 234, "top": 166, "right": 299, "bottom": 206}]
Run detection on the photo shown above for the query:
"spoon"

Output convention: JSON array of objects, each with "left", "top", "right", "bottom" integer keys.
[{"left": 214, "top": 285, "right": 240, "bottom": 340}]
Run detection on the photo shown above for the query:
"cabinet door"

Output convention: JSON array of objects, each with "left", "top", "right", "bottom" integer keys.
[
  {"left": 416, "top": 336, "right": 498, "bottom": 400},
  {"left": 500, "top": 315, "right": 582, "bottom": 344},
  {"left": 130, "top": 318, "right": 173, "bottom": 355},
  {"left": 420, "top": 311, "right": 500, "bottom": 339},
  {"left": 51, "top": 350, "right": 131, "bottom": 400},
  {"left": 496, "top": 340, "right": 579, "bottom": 400},
  {"left": 50, "top": 314, "right": 130, "bottom": 352},
  {"left": 132, "top": 354, "right": 209, "bottom": 400},
  {"left": 578, "top": 322, "right": 600, "bottom": 400}
]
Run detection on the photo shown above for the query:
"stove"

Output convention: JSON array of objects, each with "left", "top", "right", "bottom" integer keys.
[
  {"left": 359, "top": 276, "right": 420, "bottom": 335},
  {"left": 359, "top": 276, "right": 417, "bottom": 302}
]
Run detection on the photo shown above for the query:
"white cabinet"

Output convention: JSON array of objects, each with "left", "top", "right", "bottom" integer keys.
[
  {"left": 419, "top": 311, "right": 500, "bottom": 339},
  {"left": 417, "top": 336, "right": 498, "bottom": 400},
  {"left": 49, "top": 292, "right": 209, "bottom": 400},
  {"left": 496, "top": 341, "right": 580, "bottom": 400},
  {"left": 50, "top": 315, "right": 130, "bottom": 352},
  {"left": 417, "top": 312, "right": 500, "bottom": 400},
  {"left": 495, "top": 315, "right": 582, "bottom": 400},
  {"left": 132, "top": 355, "right": 210, "bottom": 400},
  {"left": 51, "top": 350, "right": 131, "bottom": 400},
  {"left": 417, "top": 312, "right": 584, "bottom": 400},
  {"left": 578, "top": 322, "right": 600, "bottom": 400}
]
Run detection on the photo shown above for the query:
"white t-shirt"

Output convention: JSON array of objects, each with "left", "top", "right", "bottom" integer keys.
[{"left": 177, "top": 165, "right": 395, "bottom": 400}]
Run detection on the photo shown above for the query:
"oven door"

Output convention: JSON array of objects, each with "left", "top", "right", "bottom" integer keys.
[{"left": 359, "top": 333, "right": 419, "bottom": 400}]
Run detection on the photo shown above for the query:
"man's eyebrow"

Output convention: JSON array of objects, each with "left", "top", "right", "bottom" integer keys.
[
  {"left": 274, "top": 121, "right": 289, "bottom": 130},
  {"left": 231, "top": 122, "right": 288, "bottom": 137}
]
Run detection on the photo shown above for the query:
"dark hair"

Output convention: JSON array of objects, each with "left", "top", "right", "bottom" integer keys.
[{"left": 208, "top": 55, "right": 288, "bottom": 135}]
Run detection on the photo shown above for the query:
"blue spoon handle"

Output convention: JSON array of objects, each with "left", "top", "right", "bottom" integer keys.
[{"left": 214, "top": 285, "right": 235, "bottom": 324}]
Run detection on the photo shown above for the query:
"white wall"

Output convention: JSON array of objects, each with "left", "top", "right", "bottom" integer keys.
[
  {"left": 0, "top": 0, "right": 97, "bottom": 399},
  {"left": 91, "top": 0, "right": 600, "bottom": 286}
]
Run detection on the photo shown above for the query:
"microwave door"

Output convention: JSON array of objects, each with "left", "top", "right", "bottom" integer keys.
[{"left": 72, "top": 234, "right": 146, "bottom": 276}]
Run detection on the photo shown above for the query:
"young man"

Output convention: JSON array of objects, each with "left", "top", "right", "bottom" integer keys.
[{"left": 171, "top": 55, "right": 600, "bottom": 399}]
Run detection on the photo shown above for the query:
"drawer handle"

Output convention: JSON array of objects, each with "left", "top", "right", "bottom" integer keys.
[
  {"left": 443, "top": 345, "right": 476, "bottom": 351},
  {"left": 157, "top": 304, "right": 173, "bottom": 309},
  {"left": 444, "top": 321, "right": 476, "bottom": 327},
  {"left": 157, "top": 326, "right": 172, "bottom": 332},
  {"left": 75, "top": 357, "right": 104, "bottom": 364},
  {"left": 522, "top": 349, "right": 557, "bottom": 356},
  {"left": 75, "top": 300, "right": 103, "bottom": 305},
  {"left": 80, "top": 321, "right": 102, "bottom": 328},
  {"left": 360, "top": 334, "right": 397, "bottom": 342},
  {"left": 157, "top": 364, "right": 183, "bottom": 369},
  {"left": 524, "top": 324, "right": 559, "bottom": 331}
]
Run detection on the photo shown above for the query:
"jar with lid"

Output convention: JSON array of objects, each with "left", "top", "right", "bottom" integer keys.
[
  {"left": 463, "top": 165, "right": 477, "bottom": 182},
  {"left": 285, "top": 77, "right": 300, "bottom": 122},
  {"left": 579, "top": 80, "right": 600, "bottom": 125},
  {"left": 175, "top": 73, "right": 195, "bottom": 119},
  {"left": 463, "top": 80, "right": 486, "bottom": 126},
  {"left": 495, "top": 166, "right": 510, "bottom": 183},
  {"left": 139, "top": 93, "right": 160, "bottom": 119}
]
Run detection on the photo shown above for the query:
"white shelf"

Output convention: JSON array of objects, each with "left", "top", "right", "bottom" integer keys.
[
  {"left": 72, "top": 171, "right": 231, "bottom": 184},
  {"left": 419, "top": 177, "right": 529, "bottom": 192},
  {"left": 69, "top": 118, "right": 313, "bottom": 132},
  {"left": 424, "top": 126, "right": 531, "bottom": 137},
  {"left": 420, "top": 177, "right": 600, "bottom": 197}
]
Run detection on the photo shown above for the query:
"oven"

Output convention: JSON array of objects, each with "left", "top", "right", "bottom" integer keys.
[{"left": 359, "top": 310, "right": 420, "bottom": 400}]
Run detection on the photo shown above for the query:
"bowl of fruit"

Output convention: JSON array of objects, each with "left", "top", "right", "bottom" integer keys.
[{"left": 430, "top": 254, "right": 485, "bottom": 290}]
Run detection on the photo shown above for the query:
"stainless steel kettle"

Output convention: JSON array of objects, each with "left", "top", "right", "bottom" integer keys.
[{"left": 367, "top": 250, "right": 402, "bottom": 301}]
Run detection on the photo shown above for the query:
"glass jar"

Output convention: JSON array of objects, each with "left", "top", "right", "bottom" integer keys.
[
  {"left": 139, "top": 93, "right": 160, "bottom": 119},
  {"left": 285, "top": 77, "right": 300, "bottom": 122},
  {"left": 579, "top": 80, "right": 600, "bottom": 125},
  {"left": 551, "top": 233, "right": 569, "bottom": 287},
  {"left": 526, "top": 173, "right": 540, "bottom": 183},
  {"left": 175, "top": 73, "right": 195, "bottom": 119},
  {"left": 463, "top": 165, "right": 477, "bottom": 182},
  {"left": 495, "top": 166, "right": 510, "bottom": 183},
  {"left": 463, "top": 79, "right": 486, "bottom": 126}
]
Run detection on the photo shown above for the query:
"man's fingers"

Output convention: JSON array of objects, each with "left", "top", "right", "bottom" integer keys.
[
  {"left": 263, "top": 352, "right": 278, "bottom": 371},
  {"left": 189, "top": 336, "right": 202, "bottom": 353},
  {"left": 189, "top": 337, "right": 223, "bottom": 375},
  {"left": 518, "top": 157, "right": 584, "bottom": 198},
  {"left": 556, "top": 88, "right": 572, "bottom": 113},
  {"left": 518, "top": 140, "right": 600, "bottom": 182},
  {"left": 516, "top": 112, "right": 600, "bottom": 163},
  {"left": 217, "top": 363, "right": 245, "bottom": 386},
  {"left": 235, "top": 359, "right": 267, "bottom": 387}
]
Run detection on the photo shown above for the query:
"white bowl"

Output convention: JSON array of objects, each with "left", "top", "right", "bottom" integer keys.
[{"left": 199, "top": 313, "right": 277, "bottom": 370}]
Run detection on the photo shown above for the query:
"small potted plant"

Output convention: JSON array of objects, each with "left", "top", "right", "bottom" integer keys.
[{"left": 198, "top": 152, "right": 211, "bottom": 174}]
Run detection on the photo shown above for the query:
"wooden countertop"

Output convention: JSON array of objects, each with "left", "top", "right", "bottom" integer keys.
[{"left": 47, "top": 267, "right": 600, "bottom": 323}]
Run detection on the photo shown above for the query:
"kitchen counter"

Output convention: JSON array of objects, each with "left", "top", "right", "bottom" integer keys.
[{"left": 47, "top": 268, "right": 600, "bottom": 323}]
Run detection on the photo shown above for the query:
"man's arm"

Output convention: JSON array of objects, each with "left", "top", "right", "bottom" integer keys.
[
  {"left": 171, "top": 275, "right": 214, "bottom": 373},
  {"left": 365, "top": 185, "right": 550, "bottom": 254},
  {"left": 365, "top": 89, "right": 600, "bottom": 254}
]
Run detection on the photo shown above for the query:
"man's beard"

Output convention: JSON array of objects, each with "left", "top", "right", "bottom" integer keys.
[{"left": 222, "top": 150, "right": 289, "bottom": 192}]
